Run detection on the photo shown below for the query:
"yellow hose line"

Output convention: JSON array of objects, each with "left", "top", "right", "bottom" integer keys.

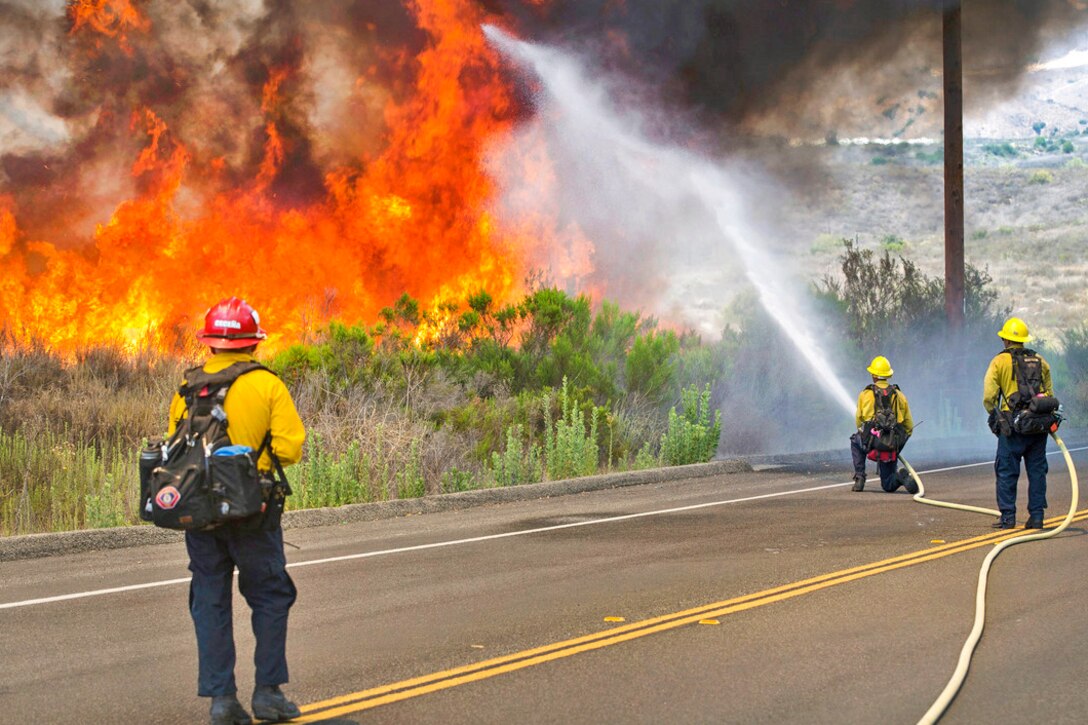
[
  {"left": 912, "top": 432, "right": 1079, "bottom": 725},
  {"left": 901, "top": 455, "right": 1001, "bottom": 518}
]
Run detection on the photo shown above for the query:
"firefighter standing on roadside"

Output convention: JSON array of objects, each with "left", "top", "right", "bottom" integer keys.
[
  {"left": 169, "top": 297, "right": 306, "bottom": 725},
  {"left": 983, "top": 317, "right": 1053, "bottom": 530},
  {"left": 850, "top": 355, "right": 917, "bottom": 494}
]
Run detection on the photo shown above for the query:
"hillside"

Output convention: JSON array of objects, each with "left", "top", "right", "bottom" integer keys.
[
  {"left": 763, "top": 60, "right": 1088, "bottom": 348},
  {"left": 770, "top": 138, "right": 1088, "bottom": 347}
]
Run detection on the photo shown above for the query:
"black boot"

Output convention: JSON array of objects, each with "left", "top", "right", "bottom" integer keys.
[
  {"left": 852, "top": 474, "right": 865, "bottom": 492},
  {"left": 210, "top": 695, "right": 253, "bottom": 725},
  {"left": 897, "top": 467, "right": 919, "bottom": 495},
  {"left": 252, "top": 685, "right": 301, "bottom": 722},
  {"left": 1024, "top": 513, "right": 1044, "bottom": 529},
  {"left": 991, "top": 516, "right": 1015, "bottom": 530}
]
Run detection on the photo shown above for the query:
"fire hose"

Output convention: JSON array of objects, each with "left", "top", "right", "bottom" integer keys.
[{"left": 898, "top": 431, "right": 1079, "bottom": 725}]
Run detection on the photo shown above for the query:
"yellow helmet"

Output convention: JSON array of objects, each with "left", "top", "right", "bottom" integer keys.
[
  {"left": 997, "top": 317, "right": 1031, "bottom": 343},
  {"left": 866, "top": 355, "right": 893, "bottom": 378}
]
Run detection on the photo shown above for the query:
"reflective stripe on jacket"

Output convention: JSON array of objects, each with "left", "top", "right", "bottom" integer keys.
[
  {"left": 167, "top": 351, "right": 306, "bottom": 471},
  {"left": 982, "top": 344, "right": 1053, "bottom": 413},
  {"left": 855, "top": 382, "right": 914, "bottom": 435}
]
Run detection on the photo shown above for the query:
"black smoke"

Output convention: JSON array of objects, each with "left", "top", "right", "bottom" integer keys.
[
  {"left": 0, "top": 0, "right": 1085, "bottom": 247},
  {"left": 486, "top": 0, "right": 1087, "bottom": 126}
]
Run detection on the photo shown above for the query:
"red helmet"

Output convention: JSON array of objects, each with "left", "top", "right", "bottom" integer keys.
[{"left": 196, "top": 297, "right": 268, "bottom": 349}]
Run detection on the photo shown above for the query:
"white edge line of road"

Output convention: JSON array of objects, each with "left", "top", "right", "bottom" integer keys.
[{"left": 4, "top": 446, "right": 1085, "bottom": 612}]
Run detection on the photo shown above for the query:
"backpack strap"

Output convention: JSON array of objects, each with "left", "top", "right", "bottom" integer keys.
[
  {"left": 254, "top": 430, "right": 293, "bottom": 496},
  {"left": 175, "top": 361, "right": 273, "bottom": 434},
  {"left": 1001, "top": 348, "right": 1038, "bottom": 410},
  {"left": 868, "top": 383, "right": 898, "bottom": 412},
  {"left": 178, "top": 361, "right": 270, "bottom": 403}
]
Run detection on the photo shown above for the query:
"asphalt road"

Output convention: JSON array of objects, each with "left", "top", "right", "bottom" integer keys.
[{"left": 2, "top": 446, "right": 1087, "bottom": 724}]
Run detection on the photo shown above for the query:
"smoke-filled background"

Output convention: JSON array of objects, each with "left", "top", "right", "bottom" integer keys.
[{"left": 2, "top": 0, "right": 1087, "bottom": 452}]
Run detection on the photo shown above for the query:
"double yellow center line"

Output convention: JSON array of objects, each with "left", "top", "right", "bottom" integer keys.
[{"left": 296, "top": 510, "right": 1088, "bottom": 722}]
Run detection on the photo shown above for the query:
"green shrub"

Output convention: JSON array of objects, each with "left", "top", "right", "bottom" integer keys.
[
  {"left": 982, "top": 142, "right": 1018, "bottom": 158},
  {"left": 626, "top": 330, "right": 679, "bottom": 403},
  {"left": 85, "top": 474, "right": 128, "bottom": 529},
  {"left": 880, "top": 234, "right": 905, "bottom": 252},
  {"left": 1029, "top": 170, "right": 1054, "bottom": 185},
  {"left": 543, "top": 378, "right": 600, "bottom": 480},
  {"left": 490, "top": 424, "right": 543, "bottom": 487},
  {"left": 659, "top": 385, "right": 721, "bottom": 466},
  {"left": 633, "top": 442, "right": 658, "bottom": 470},
  {"left": 395, "top": 440, "right": 426, "bottom": 499},
  {"left": 293, "top": 435, "right": 371, "bottom": 509},
  {"left": 441, "top": 467, "right": 478, "bottom": 493}
]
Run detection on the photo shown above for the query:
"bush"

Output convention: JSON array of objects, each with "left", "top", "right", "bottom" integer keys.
[
  {"left": 881, "top": 234, "right": 905, "bottom": 252},
  {"left": 489, "top": 424, "right": 543, "bottom": 487},
  {"left": 1029, "top": 170, "right": 1054, "bottom": 185},
  {"left": 982, "top": 142, "right": 1018, "bottom": 158},
  {"left": 543, "top": 378, "right": 600, "bottom": 480},
  {"left": 659, "top": 385, "right": 721, "bottom": 466}
]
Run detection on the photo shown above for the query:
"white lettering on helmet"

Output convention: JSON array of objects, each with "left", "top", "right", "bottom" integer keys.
[{"left": 213, "top": 319, "right": 242, "bottom": 330}]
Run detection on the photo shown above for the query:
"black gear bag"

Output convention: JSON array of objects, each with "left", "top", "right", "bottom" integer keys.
[
  {"left": 863, "top": 384, "right": 911, "bottom": 454},
  {"left": 993, "top": 348, "right": 1061, "bottom": 436},
  {"left": 138, "top": 361, "right": 291, "bottom": 531}
]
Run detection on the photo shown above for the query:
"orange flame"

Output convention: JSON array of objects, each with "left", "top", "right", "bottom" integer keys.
[
  {"left": 68, "top": 0, "right": 149, "bottom": 55},
  {"left": 1, "top": 0, "right": 551, "bottom": 355}
]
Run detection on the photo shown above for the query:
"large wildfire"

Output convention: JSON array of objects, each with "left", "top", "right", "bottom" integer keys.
[
  {"left": 0, "top": 0, "right": 553, "bottom": 353},
  {"left": 1, "top": 0, "right": 1083, "bottom": 354}
]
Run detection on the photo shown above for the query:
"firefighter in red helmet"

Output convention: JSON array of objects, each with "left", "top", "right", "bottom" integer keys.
[{"left": 168, "top": 297, "right": 306, "bottom": 725}]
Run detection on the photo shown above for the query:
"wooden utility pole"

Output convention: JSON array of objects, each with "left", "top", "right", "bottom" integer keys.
[{"left": 943, "top": 1, "right": 965, "bottom": 330}]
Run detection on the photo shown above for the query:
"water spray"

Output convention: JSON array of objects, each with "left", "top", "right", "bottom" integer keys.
[
  {"left": 482, "top": 28, "right": 1081, "bottom": 721},
  {"left": 482, "top": 24, "right": 856, "bottom": 414}
]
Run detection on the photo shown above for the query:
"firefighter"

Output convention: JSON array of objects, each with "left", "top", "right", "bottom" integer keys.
[
  {"left": 169, "top": 297, "right": 306, "bottom": 725},
  {"left": 983, "top": 317, "right": 1053, "bottom": 530},
  {"left": 850, "top": 355, "right": 917, "bottom": 494}
]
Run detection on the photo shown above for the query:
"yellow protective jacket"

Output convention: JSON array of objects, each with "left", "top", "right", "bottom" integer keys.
[
  {"left": 167, "top": 351, "right": 306, "bottom": 472},
  {"left": 855, "top": 381, "right": 914, "bottom": 434},
  {"left": 982, "top": 344, "right": 1052, "bottom": 413}
]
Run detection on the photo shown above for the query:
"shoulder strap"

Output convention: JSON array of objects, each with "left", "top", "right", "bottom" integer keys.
[
  {"left": 868, "top": 383, "right": 896, "bottom": 411},
  {"left": 254, "top": 430, "right": 292, "bottom": 495},
  {"left": 1001, "top": 348, "right": 1041, "bottom": 409},
  {"left": 179, "top": 361, "right": 271, "bottom": 403},
  {"left": 174, "top": 361, "right": 273, "bottom": 435}
]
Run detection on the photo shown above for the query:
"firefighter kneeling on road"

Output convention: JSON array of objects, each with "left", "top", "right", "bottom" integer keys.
[
  {"left": 850, "top": 356, "right": 917, "bottom": 494},
  {"left": 170, "top": 297, "right": 307, "bottom": 725}
]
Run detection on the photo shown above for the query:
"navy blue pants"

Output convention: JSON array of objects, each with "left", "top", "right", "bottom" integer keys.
[
  {"left": 994, "top": 431, "right": 1049, "bottom": 521},
  {"left": 186, "top": 526, "right": 297, "bottom": 697},
  {"left": 850, "top": 432, "right": 900, "bottom": 492}
]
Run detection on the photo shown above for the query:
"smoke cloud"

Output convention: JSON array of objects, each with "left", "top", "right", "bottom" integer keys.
[
  {"left": 487, "top": 0, "right": 1088, "bottom": 138},
  {"left": 0, "top": 0, "right": 1085, "bottom": 358}
]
